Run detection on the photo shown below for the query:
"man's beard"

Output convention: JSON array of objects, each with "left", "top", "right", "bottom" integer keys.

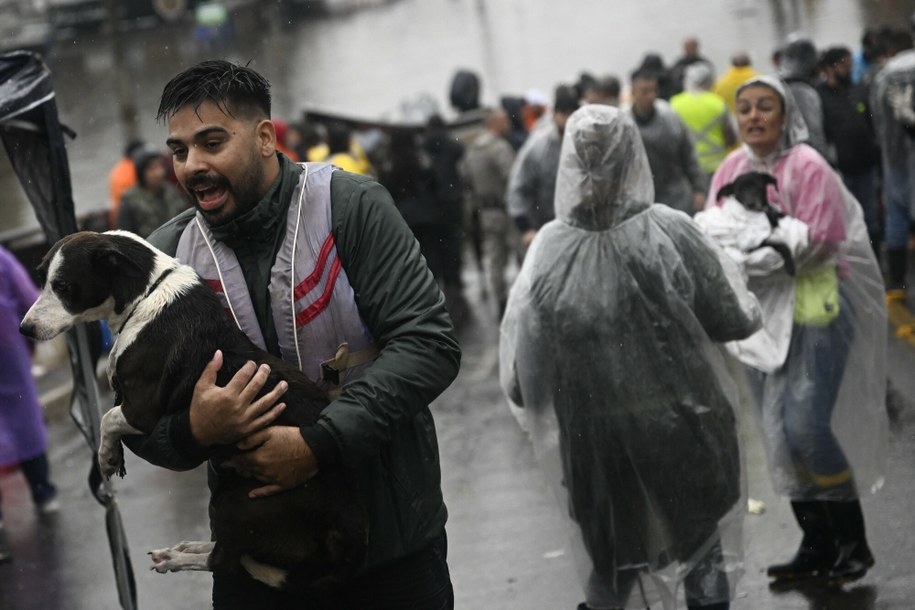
[{"left": 187, "top": 150, "right": 265, "bottom": 226}]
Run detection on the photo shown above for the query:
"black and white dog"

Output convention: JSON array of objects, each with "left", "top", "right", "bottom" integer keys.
[
  {"left": 716, "top": 171, "right": 796, "bottom": 276},
  {"left": 19, "top": 230, "right": 367, "bottom": 591}
]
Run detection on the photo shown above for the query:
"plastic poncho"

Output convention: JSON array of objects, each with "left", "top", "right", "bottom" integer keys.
[
  {"left": 778, "top": 36, "right": 830, "bottom": 160},
  {"left": 871, "top": 49, "right": 915, "bottom": 218},
  {"left": 500, "top": 105, "right": 762, "bottom": 610},
  {"left": 709, "top": 76, "right": 888, "bottom": 501}
]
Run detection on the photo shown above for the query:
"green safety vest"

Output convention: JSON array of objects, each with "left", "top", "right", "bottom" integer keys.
[{"left": 671, "top": 91, "right": 729, "bottom": 174}]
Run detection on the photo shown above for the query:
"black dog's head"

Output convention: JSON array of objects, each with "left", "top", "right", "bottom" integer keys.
[
  {"left": 716, "top": 172, "right": 778, "bottom": 212},
  {"left": 20, "top": 231, "right": 157, "bottom": 340}
]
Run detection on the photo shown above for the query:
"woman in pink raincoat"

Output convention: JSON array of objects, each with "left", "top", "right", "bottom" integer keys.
[{"left": 709, "top": 75, "right": 887, "bottom": 586}]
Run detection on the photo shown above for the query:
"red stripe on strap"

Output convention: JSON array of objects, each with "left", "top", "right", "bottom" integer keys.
[
  {"left": 294, "top": 234, "right": 336, "bottom": 301},
  {"left": 204, "top": 278, "right": 223, "bottom": 293},
  {"left": 295, "top": 256, "right": 342, "bottom": 327}
]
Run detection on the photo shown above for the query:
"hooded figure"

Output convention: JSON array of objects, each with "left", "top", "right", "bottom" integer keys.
[
  {"left": 710, "top": 75, "right": 888, "bottom": 584},
  {"left": 500, "top": 105, "right": 762, "bottom": 610},
  {"left": 870, "top": 42, "right": 915, "bottom": 291},
  {"left": 778, "top": 36, "right": 830, "bottom": 160}
]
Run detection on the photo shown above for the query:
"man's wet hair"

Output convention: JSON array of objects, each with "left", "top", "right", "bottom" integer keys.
[{"left": 156, "top": 60, "right": 272, "bottom": 123}]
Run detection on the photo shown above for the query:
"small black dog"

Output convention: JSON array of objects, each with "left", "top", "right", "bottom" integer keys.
[{"left": 716, "top": 171, "right": 796, "bottom": 276}]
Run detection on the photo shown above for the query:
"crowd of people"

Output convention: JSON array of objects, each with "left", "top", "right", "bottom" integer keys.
[
  {"left": 498, "top": 25, "right": 900, "bottom": 610},
  {"left": 2, "top": 15, "right": 900, "bottom": 610}
]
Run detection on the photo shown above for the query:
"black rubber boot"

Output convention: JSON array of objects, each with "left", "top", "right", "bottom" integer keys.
[
  {"left": 767, "top": 501, "right": 837, "bottom": 581},
  {"left": 886, "top": 248, "right": 908, "bottom": 291},
  {"left": 825, "top": 500, "right": 875, "bottom": 585}
]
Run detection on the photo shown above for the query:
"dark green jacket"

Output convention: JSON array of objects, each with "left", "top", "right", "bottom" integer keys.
[{"left": 123, "top": 156, "right": 461, "bottom": 570}]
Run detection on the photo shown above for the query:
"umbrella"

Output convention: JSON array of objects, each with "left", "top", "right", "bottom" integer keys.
[{"left": 0, "top": 49, "right": 137, "bottom": 610}]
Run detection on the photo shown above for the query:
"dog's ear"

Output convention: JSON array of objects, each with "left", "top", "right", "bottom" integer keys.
[
  {"left": 92, "top": 244, "right": 148, "bottom": 280},
  {"left": 716, "top": 183, "right": 734, "bottom": 201},
  {"left": 763, "top": 174, "right": 778, "bottom": 191},
  {"left": 91, "top": 238, "right": 154, "bottom": 313}
]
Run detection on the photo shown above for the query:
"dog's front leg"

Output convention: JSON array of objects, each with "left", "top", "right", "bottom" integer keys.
[
  {"left": 149, "top": 541, "right": 214, "bottom": 573},
  {"left": 98, "top": 406, "right": 142, "bottom": 479}
]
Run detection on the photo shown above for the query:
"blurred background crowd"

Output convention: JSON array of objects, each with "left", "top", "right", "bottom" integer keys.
[{"left": 92, "top": 13, "right": 915, "bottom": 322}]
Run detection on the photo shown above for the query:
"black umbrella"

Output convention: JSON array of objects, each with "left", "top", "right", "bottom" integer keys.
[{"left": 0, "top": 50, "right": 137, "bottom": 610}]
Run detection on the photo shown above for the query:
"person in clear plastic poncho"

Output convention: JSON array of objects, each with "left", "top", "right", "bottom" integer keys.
[
  {"left": 707, "top": 75, "right": 888, "bottom": 585},
  {"left": 500, "top": 105, "right": 763, "bottom": 610}
]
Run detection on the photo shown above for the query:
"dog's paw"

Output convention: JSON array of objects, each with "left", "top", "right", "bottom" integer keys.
[
  {"left": 98, "top": 441, "right": 126, "bottom": 480},
  {"left": 149, "top": 548, "right": 173, "bottom": 573}
]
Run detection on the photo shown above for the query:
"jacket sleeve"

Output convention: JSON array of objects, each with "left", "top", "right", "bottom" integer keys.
[
  {"left": 672, "top": 215, "right": 762, "bottom": 342},
  {"left": 318, "top": 173, "right": 462, "bottom": 466},
  {"left": 121, "top": 211, "right": 206, "bottom": 471}
]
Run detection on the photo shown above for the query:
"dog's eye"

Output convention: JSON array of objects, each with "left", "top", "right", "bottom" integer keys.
[{"left": 52, "top": 279, "right": 73, "bottom": 296}]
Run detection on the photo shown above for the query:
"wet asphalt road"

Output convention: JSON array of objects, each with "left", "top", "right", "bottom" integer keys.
[{"left": 2, "top": 264, "right": 915, "bottom": 610}]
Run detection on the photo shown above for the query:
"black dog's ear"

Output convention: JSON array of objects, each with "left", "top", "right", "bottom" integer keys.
[
  {"left": 762, "top": 173, "right": 778, "bottom": 191},
  {"left": 92, "top": 245, "right": 148, "bottom": 280},
  {"left": 90, "top": 237, "right": 155, "bottom": 314},
  {"left": 716, "top": 183, "right": 734, "bottom": 201}
]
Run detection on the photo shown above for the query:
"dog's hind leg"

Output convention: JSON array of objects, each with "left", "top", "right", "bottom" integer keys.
[
  {"left": 98, "top": 406, "right": 143, "bottom": 479},
  {"left": 149, "top": 541, "right": 215, "bottom": 573}
]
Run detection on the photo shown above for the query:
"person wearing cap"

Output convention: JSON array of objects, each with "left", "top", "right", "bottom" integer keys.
[
  {"left": 521, "top": 88, "right": 548, "bottom": 132},
  {"left": 506, "top": 84, "right": 580, "bottom": 253}
]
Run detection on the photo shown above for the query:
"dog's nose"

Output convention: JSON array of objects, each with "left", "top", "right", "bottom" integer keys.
[{"left": 20, "top": 320, "right": 36, "bottom": 338}]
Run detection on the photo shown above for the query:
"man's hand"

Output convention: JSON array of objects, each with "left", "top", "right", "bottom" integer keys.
[
  {"left": 189, "top": 350, "right": 288, "bottom": 447},
  {"left": 521, "top": 229, "right": 537, "bottom": 248},
  {"left": 228, "top": 426, "right": 318, "bottom": 498},
  {"left": 693, "top": 191, "right": 707, "bottom": 212}
]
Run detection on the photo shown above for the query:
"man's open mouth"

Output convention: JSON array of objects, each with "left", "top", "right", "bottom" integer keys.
[{"left": 191, "top": 183, "right": 229, "bottom": 211}]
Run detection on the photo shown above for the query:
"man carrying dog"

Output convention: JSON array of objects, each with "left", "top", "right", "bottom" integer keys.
[{"left": 123, "top": 60, "right": 461, "bottom": 610}]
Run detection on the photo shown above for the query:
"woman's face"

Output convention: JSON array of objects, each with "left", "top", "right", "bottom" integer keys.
[{"left": 736, "top": 85, "right": 785, "bottom": 157}]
